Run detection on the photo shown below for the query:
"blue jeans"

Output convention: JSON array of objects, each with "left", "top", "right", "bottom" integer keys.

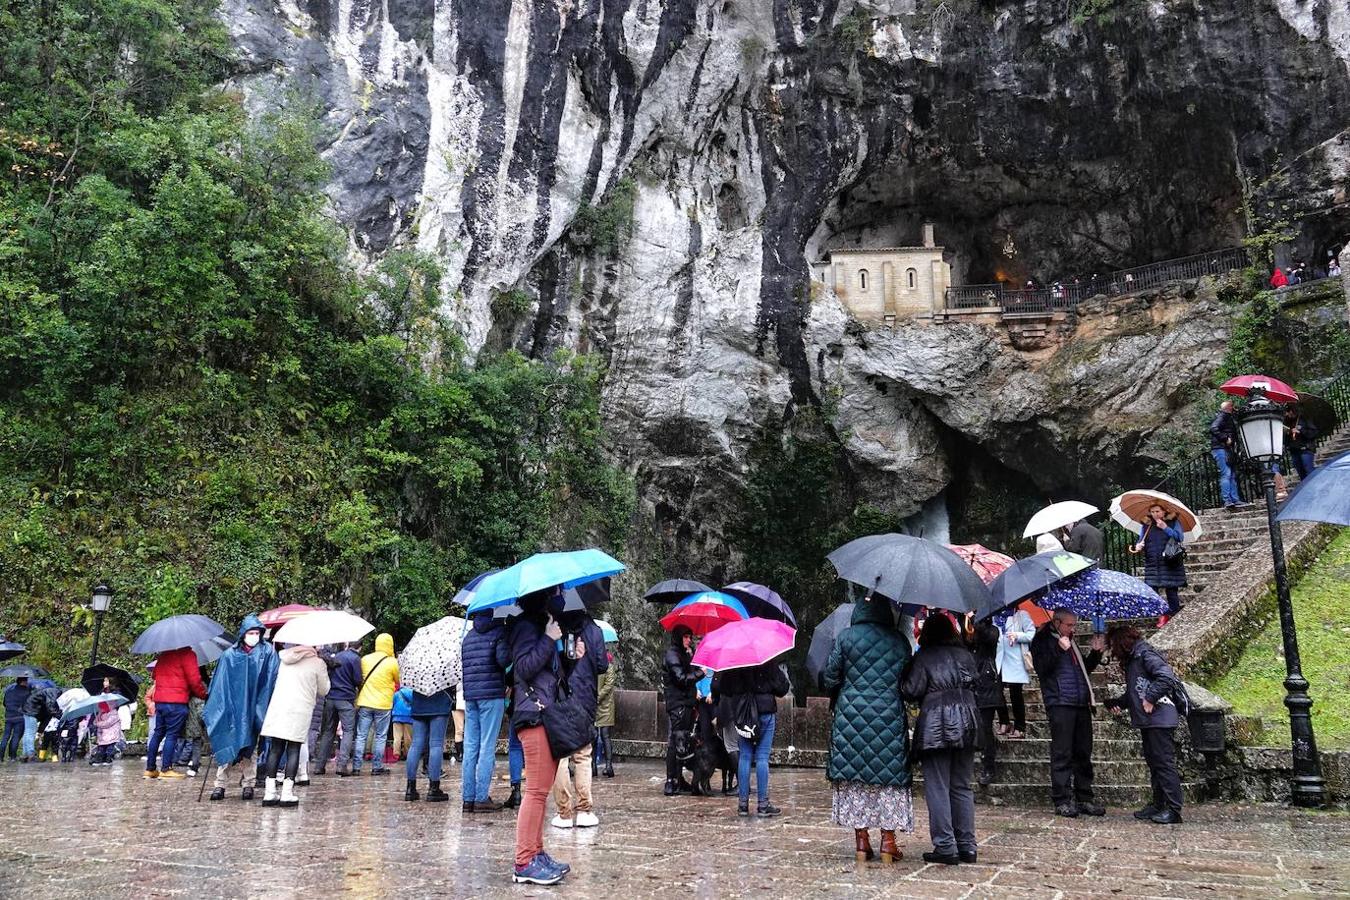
[
  {"left": 508, "top": 724, "right": 524, "bottom": 785},
  {"left": 1212, "top": 448, "right": 1240, "bottom": 506},
  {"left": 1, "top": 719, "right": 21, "bottom": 759},
  {"left": 406, "top": 715, "right": 448, "bottom": 782},
  {"left": 1293, "top": 450, "right": 1316, "bottom": 480},
  {"left": 353, "top": 707, "right": 391, "bottom": 772},
  {"left": 461, "top": 698, "right": 506, "bottom": 802},
  {"left": 21, "top": 715, "right": 37, "bottom": 758},
  {"left": 146, "top": 702, "right": 187, "bottom": 772},
  {"left": 737, "top": 713, "right": 776, "bottom": 806}
]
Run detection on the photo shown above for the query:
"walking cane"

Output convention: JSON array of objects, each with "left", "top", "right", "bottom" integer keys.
[{"left": 197, "top": 755, "right": 215, "bottom": 802}]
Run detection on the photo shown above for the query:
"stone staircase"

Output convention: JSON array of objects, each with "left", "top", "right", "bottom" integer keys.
[{"left": 978, "top": 420, "right": 1350, "bottom": 806}]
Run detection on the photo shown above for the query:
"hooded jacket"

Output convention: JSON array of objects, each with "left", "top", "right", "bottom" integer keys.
[
  {"left": 325, "top": 647, "right": 363, "bottom": 703},
  {"left": 508, "top": 609, "right": 558, "bottom": 730},
  {"left": 823, "top": 598, "right": 913, "bottom": 786},
  {"left": 151, "top": 646, "right": 208, "bottom": 705},
  {"left": 3, "top": 681, "right": 31, "bottom": 720},
  {"left": 662, "top": 626, "right": 702, "bottom": 713},
  {"left": 261, "top": 646, "right": 330, "bottom": 743},
  {"left": 23, "top": 684, "right": 62, "bottom": 722},
  {"left": 900, "top": 641, "right": 980, "bottom": 752},
  {"left": 1106, "top": 639, "right": 1183, "bottom": 729},
  {"left": 356, "top": 634, "right": 400, "bottom": 710},
  {"left": 204, "top": 614, "right": 280, "bottom": 766},
  {"left": 461, "top": 614, "right": 512, "bottom": 702},
  {"left": 392, "top": 687, "right": 413, "bottom": 723}
]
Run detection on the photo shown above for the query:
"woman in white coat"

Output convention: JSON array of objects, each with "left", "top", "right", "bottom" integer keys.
[
  {"left": 995, "top": 608, "right": 1035, "bottom": 738},
  {"left": 260, "top": 645, "right": 329, "bottom": 808}
]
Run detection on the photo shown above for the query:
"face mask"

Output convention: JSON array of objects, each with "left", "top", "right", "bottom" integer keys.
[{"left": 244, "top": 632, "right": 261, "bottom": 648}]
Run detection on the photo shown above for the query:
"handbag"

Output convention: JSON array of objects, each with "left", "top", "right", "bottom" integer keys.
[
  {"left": 1162, "top": 536, "right": 1186, "bottom": 562},
  {"left": 527, "top": 670, "right": 593, "bottom": 760}
]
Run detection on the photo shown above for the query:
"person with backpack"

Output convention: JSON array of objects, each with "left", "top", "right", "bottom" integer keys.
[
  {"left": 972, "top": 622, "right": 1004, "bottom": 786},
  {"left": 1104, "top": 624, "right": 1186, "bottom": 825},
  {"left": 353, "top": 633, "right": 400, "bottom": 776},
  {"left": 715, "top": 658, "right": 790, "bottom": 818},
  {"left": 822, "top": 595, "right": 914, "bottom": 864}
]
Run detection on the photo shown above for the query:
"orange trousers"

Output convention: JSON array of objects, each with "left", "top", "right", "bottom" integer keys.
[{"left": 514, "top": 725, "right": 556, "bottom": 868}]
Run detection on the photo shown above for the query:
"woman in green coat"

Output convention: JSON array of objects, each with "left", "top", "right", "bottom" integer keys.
[{"left": 822, "top": 596, "right": 914, "bottom": 864}]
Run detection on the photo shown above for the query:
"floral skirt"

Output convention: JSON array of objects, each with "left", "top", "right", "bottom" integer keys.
[{"left": 830, "top": 780, "right": 915, "bottom": 831}]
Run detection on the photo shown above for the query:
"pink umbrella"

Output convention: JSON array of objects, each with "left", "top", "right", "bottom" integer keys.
[
  {"left": 690, "top": 618, "right": 796, "bottom": 672},
  {"left": 259, "top": 603, "right": 330, "bottom": 629},
  {"left": 1220, "top": 374, "right": 1297, "bottom": 404},
  {"left": 946, "top": 544, "right": 1015, "bottom": 585}
]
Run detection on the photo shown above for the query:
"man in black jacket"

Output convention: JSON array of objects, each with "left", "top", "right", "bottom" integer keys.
[
  {"left": 662, "top": 625, "right": 704, "bottom": 796},
  {"left": 550, "top": 602, "right": 609, "bottom": 828},
  {"left": 1031, "top": 610, "right": 1105, "bottom": 818}
]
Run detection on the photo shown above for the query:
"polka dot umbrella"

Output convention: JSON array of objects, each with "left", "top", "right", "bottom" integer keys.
[{"left": 398, "top": 615, "right": 467, "bottom": 696}]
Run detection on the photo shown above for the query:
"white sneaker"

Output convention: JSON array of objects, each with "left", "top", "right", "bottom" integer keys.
[
  {"left": 574, "top": 811, "right": 599, "bottom": 828},
  {"left": 550, "top": 815, "right": 574, "bottom": 829}
]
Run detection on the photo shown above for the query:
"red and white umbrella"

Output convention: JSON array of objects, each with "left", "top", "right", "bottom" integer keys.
[
  {"left": 258, "top": 603, "right": 330, "bottom": 629},
  {"left": 1220, "top": 374, "right": 1297, "bottom": 404}
]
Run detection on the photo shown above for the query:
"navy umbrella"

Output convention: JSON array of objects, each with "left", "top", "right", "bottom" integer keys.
[
  {"left": 81, "top": 664, "right": 140, "bottom": 701},
  {"left": 984, "top": 551, "right": 1096, "bottom": 616},
  {"left": 0, "top": 663, "right": 50, "bottom": 679},
  {"left": 644, "top": 578, "right": 712, "bottom": 605},
  {"left": 1277, "top": 450, "right": 1350, "bottom": 527},
  {"left": 451, "top": 569, "right": 500, "bottom": 609},
  {"left": 0, "top": 640, "right": 25, "bottom": 662},
  {"left": 130, "top": 614, "right": 229, "bottom": 656},
  {"left": 722, "top": 582, "right": 797, "bottom": 627},
  {"left": 827, "top": 534, "right": 996, "bottom": 616},
  {"left": 1038, "top": 568, "right": 1167, "bottom": 623},
  {"left": 806, "top": 603, "right": 854, "bottom": 690}
]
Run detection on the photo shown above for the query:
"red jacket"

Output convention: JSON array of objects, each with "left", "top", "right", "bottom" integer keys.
[{"left": 153, "top": 647, "right": 208, "bottom": 704}]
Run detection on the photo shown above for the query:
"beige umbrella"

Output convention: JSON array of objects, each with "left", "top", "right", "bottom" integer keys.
[{"left": 1109, "top": 490, "right": 1203, "bottom": 543}]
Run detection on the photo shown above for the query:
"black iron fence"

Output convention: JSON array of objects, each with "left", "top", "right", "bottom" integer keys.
[{"left": 945, "top": 247, "right": 1250, "bottom": 313}]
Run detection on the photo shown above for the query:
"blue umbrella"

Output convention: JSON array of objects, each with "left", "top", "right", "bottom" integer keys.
[
  {"left": 59, "top": 692, "right": 130, "bottom": 723},
  {"left": 466, "top": 549, "right": 626, "bottom": 613},
  {"left": 1038, "top": 568, "right": 1167, "bottom": 626},
  {"left": 452, "top": 569, "right": 499, "bottom": 609},
  {"left": 595, "top": 620, "right": 619, "bottom": 643},
  {"left": 130, "top": 614, "right": 229, "bottom": 656},
  {"left": 1276, "top": 450, "right": 1350, "bottom": 526}
]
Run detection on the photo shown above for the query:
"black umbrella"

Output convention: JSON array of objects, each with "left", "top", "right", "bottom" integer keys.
[
  {"left": 130, "top": 614, "right": 229, "bottom": 656},
  {"left": 1277, "top": 450, "right": 1350, "bottom": 527},
  {"left": 806, "top": 603, "right": 855, "bottom": 690},
  {"left": 643, "top": 578, "right": 712, "bottom": 605},
  {"left": 827, "top": 534, "right": 996, "bottom": 616},
  {"left": 1294, "top": 392, "right": 1337, "bottom": 435},
  {"left": 984, "top": 551, "right": 1095, "bottom": 616},
  {"left": 81, "top": 663, "right": 140, "bottom": 701},
  {"left": 0, "top": 641, "right": 25, "bottom": 662},
  {"left": 721, "top": 582, "right": 797, "bottom": 627},
  {"left": 0, "top": 664, "right": 50, "bottom": 679}
]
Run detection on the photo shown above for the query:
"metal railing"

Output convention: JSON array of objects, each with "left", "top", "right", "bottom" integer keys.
[
  {"left": 945, "top": 247, "right": 1250, "bottom": 314},
  {"left": 1148, "top": 364, "right": 1350, "bottom": 516}
]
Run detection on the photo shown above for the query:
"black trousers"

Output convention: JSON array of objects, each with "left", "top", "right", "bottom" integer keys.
[
  {"left": 264, "top": 738, "right": 301, "bottom": 781},
  {"left": 1046, "top": 705, "right": 1095, "bottom": 805},
  {"left": 665, "top": 706, "right": 693, "bottom": 781},
  {"left": 977, "top": 707, "right": 998, "bottom": 776},
  {"left": 1140, "top": 727, "right": 1183, "bottom": 813},
  {"left": 996, "top": 683, "right": 1025, "bottom": 731}
]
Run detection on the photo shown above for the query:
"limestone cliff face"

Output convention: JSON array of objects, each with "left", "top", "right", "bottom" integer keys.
[{"left": 223, "top": 0, "right": 1350, "bottom": 558}]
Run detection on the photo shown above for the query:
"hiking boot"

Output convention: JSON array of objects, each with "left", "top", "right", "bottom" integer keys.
[
  {"left": 503, "top": 784, "right": 522, "bottom": 809},
  {"left": 1078, "top": 801, "right": 1106, "bottom": 817},
  {"left": 143, "top": 769, "right": 159, "bottom": 779},
  {"left": 241, "top": 787, "right": 254, "bottom": 801},
  {"left": 426, "top": 780, "right": 449, "bottom": 802},
  {"left": 405, "top": 779, "right": 420, "bottom": 802},
  {"left": 756, "top": 803, "right": 781, "bottom": 818},
  {"left": 1150, "top": 809, "right": 1183, "bottom": 825},
  {"left": 1055, "top": 803, "right": 1079, "bottom": 818},
  {"left": 209, "top": 788, "right": 225, "bottom": 802},
  {"left": 159, "top": 769, "right": 186, "bottom": 779}
]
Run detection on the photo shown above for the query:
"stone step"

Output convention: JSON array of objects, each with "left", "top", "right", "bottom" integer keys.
[
  {"left": 990, "top": 737, "right": 1143, "bottom": 761},
  {"left": 978, "top": 757, "right": 1155, "bottom": 784},
  {"left": 976, "top": 780, "right": 1205, "bottom": 807},
  {"left": 1013, "top": 720, "right": 1143, "bottom": 741}
]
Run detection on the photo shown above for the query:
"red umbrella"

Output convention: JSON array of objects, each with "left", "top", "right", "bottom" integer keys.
[
  {"left": 946, "top": 544, "right": 1015, "bottom": 585},
  {"left": 1219, "top": 374, "right": 1297, "bottom": 404},
  {"left": 659, "top": 591, "right": 748, "bottom": 636},
  {"left": 259, "top": 603, "right": 329, "bottom": 629}
]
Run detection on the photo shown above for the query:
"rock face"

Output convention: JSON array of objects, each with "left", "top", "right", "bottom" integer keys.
[{"left": 223, "top": 0, "right": 1350, "bottom": 562}]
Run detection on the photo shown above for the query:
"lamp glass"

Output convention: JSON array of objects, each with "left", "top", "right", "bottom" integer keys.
[
  {"left": 91, "top": 585, "right": 112, "bottom": 613},
  {"left": 1237, "top": 402, "right": 1284, "bottom": 461}
]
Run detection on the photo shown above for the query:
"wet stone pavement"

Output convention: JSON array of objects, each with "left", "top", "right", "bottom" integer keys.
[{"left": 1, "top": 758, "right": 1347, "bottom": 899}]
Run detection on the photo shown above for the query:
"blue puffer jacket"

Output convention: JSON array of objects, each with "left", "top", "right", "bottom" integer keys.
[
  {"left": 1030, "top": 625, "right": 1102, "bottom": 708},
  {"left": 461, "top": 615, "right": 512, "bottom": 702}
]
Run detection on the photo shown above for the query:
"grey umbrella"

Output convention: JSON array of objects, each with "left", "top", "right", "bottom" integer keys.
[
  {"left": 0, "top": 641, "right": 25, "bottom": 662},
  {"left": 806, "top": 603, "right": 855, "bottom": 690},
  {"left": 827, "top": 534, "right": 996, "bottom": 616},
  {"left": 130, "top": 614, "right": 229, "bottom": 656},
  {"left": 0, "top": 664, "right": 49, "bottom": 679},
  {"left": 643, "top": 579, "right": 712, "bottom": 605},
  {"left": 1277, "top": 450, "right": 1350, "bottom": 526}
]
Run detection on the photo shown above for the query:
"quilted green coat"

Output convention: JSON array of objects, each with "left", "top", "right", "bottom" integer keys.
[{"left": 822, "top": 598, "right": 913, "bottom": 787}]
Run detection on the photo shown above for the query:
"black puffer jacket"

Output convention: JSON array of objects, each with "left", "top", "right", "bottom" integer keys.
[
  {"left": 557, "top": 612, "right": 609, "bottom": 719},
  {"left": 509, "top": 613, "right": 559, "bottom": 730},
  {"left": 23, "top": 685, "right": 61, "bottom": 721},
  {"left": 662, "top": 626, "right": 702, "bottom": 713},
  {"left": 715, "top": 662, "right": 789, "bottom": 718},
  {"left": 971, "top": 624, "right": 1004, "bottom": 710},
  {"left": 900, "top": 643, "right": 980, "bottom": 752}
]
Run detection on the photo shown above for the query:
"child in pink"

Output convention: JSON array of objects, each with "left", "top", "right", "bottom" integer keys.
[{"left": 90, "top": 708, "right": 122, "bottom": 766}]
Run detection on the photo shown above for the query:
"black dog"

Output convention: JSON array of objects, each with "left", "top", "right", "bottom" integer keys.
[{"left": 691, "top": 707, "right": 736, "bottom": 796}]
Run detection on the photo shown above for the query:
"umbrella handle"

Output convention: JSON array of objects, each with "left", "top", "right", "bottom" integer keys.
[{"left": 197, "top": 756, "right": 214, "bottom": 802}]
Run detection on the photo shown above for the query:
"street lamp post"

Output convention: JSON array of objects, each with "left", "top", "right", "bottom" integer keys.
[
  {"left": 1235, "top": 396, "right": 1326, "bottom": 807},
  {"left": 90, "top": 583, "right": 112, "bottom": 668}
]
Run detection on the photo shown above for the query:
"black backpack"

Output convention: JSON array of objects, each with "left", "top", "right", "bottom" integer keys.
[{"left": 731, "top": 692, "right": 761, "bottom": 743}]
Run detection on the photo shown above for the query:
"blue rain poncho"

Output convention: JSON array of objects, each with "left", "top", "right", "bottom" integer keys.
[{"left": 203, "top": 614, "right": 279, "bottom": 766}]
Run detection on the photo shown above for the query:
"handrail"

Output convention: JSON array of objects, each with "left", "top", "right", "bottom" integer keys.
[{"left": 945, "top": 247, "right": 1250, "bottom": 314}]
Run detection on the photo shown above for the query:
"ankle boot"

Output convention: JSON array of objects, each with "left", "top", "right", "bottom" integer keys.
[
  {"left": 262, "top": 776, "right": 279, "bottom": 807},
  {"left": 663, "top": 779, "right": 678, "bottom": 796},
  {"left": 426, "top": 780, "right": 449, "bottom": 802},
  {"left": 880, "top": 830, "right": 901, "bottom": 864},
  {"left": 404, "top": 779, "right": 420, "bottom": 801},
  {"left": 454, "top": 741, "right": 463, "bottom": 762},
  {"left": 721, "top": 769, "right": 732, "bottom": 795},
  {"left": 503, "top": 783, "right": 522, "bottom": 808},
  {"left": 279, "top": 778, "right": 299, "bottom": 808},
  {"left": 855, "top": 829, "right": 875, "bottom": 862}
]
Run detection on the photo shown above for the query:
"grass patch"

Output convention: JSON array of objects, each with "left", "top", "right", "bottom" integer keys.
[{"left": 1209, "top": 529, "right": 1350, "bottom": 748}]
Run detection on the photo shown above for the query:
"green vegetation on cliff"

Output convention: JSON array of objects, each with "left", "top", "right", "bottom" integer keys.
[
  {"left": 0, "top": 0, "right": 632, "bottom": 677},
  {"left": 1209, "top": 529, "right": 1350, "bottom": 749}
]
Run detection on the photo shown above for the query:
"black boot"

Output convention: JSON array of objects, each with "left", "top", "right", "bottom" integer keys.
[
  {"left": 721, "top": 769, "right": 732, "bottom": 795},
  {"left": 404, "top": 779, "right": 419, "bottom": 801},
  {"left": 663, "top": 779, "right": 678, "bottom": 796},
  {"left": 503, "top": 783, "right": 522, "bottom": 809},
  {"left": 454, "top": 741, "right": 463, "bottom": 763},
  {"left": 209, "top": 788, "right": 225, "bottom": 801},
  {"left": 426, "top": 780, "right": 449, "bottom": 802}
]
